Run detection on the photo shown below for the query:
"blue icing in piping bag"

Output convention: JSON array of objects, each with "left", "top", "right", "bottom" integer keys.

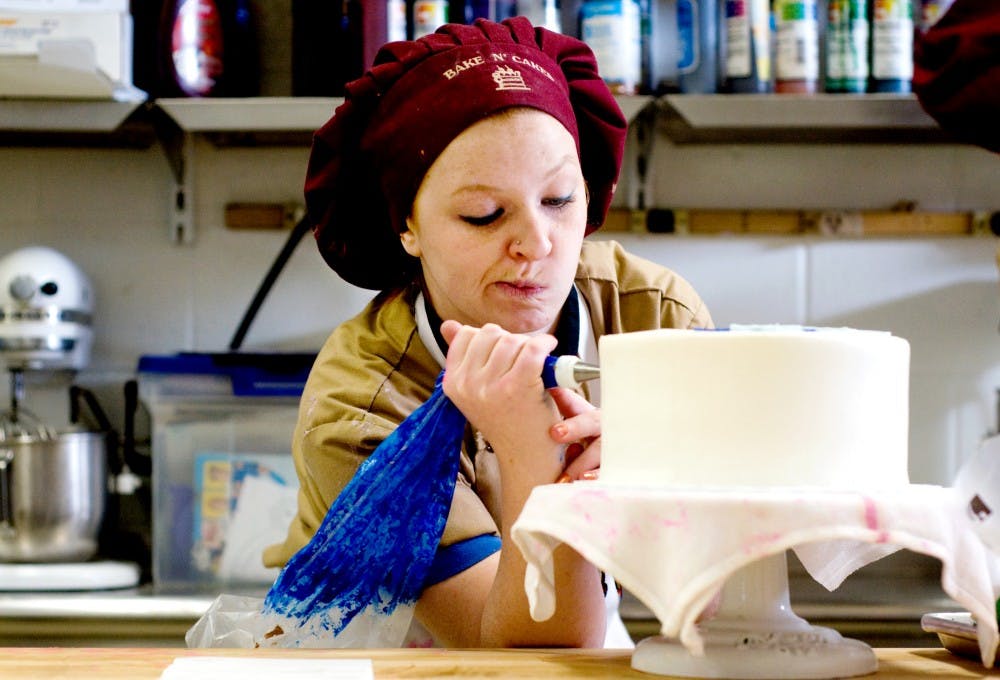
[{"left": 258, "top": 356, "right": 598, "bottom": 647}]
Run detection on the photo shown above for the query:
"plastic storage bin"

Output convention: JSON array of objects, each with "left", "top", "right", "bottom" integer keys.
[{"left": 138, "top": 353, "right": 314, "bottom": 592}]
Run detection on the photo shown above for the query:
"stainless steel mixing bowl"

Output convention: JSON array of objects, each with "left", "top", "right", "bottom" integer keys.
[{"left": 0, "top": 430, "right": 107, "bottom": 563}]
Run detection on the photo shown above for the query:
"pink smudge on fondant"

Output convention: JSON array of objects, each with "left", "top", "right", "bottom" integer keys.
[
  {"left": 863, "top": 496, "right": 890, "bottom": 542},
  {"left": 864, "top": 497, "right": 879, "bottom": 530}
]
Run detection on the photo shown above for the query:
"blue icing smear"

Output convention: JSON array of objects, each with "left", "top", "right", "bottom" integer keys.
[{"left": 262, "top": 372, "right": 466, "bottom": 641}]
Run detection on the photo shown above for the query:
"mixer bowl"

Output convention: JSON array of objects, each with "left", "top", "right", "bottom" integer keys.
[{"left": 0, "top": 430, "right": 107, "bottom": 563}]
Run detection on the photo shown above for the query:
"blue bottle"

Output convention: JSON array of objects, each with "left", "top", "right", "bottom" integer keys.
[{"left": 677, "top": 0, "right": 718, "bottom": 93}]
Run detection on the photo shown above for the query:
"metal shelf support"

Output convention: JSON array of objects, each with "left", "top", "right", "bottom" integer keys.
[{"left": 150, "top": 104, "right": 196, "bottom": 245}]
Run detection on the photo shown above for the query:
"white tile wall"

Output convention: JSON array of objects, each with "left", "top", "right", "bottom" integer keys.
[{"left": 1, "top": 138, "right": 998, "bottom": 487}]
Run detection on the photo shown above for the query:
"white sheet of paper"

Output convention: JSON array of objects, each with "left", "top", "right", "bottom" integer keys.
[
  {"left": 159, "top": 656, "right": 374, "bottom": 680},
  {"left": 217, "top": 474, "right": 299, "bottom": 582}
]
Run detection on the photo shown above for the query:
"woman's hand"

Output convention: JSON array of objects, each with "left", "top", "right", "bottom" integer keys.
[
  {"left": 439, "top": 320, "right": 564, "bottom": 482},
  {"left": 431, "top": 319, "right": 606, "bottom": 648},
  {"left": 548, "top": 388, "right": 601, "bottom": 482}
]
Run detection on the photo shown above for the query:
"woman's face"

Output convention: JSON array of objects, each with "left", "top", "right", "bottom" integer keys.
[{"left": 401, "top": 109, "right": 588, "bottom": 336}]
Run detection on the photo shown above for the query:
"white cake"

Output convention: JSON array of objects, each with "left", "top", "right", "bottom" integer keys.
[{"left": 598, "top": 326, "right": 910, "bottom": 489}]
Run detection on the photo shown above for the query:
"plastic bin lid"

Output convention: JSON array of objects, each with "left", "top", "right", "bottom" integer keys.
[{"left": 137, "top": 352, "right": 315, "bottom": 397}]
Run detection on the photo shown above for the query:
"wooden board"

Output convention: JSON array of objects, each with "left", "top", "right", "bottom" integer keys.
[{"left": 2, "top": 647, "right": 995, "bottom": 679}]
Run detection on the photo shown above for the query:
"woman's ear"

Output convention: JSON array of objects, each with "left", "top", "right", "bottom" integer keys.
[{"left": 400, "top": 218, "right": 421, "bottom": 257}]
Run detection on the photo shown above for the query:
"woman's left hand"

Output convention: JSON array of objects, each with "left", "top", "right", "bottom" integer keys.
[{"left": 548, "top": 387, "right": 601, "bottom": 482}]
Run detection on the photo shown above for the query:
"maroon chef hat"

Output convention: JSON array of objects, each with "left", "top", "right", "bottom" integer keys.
[
  {"left": 913, "top": 0, "right": 1000, "bottom": 153},
  {"left": 304, "top": 17, "right": 628, "bottom": 290}
]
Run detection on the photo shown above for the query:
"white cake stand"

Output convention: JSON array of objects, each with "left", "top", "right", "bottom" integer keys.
[
  {"left": 630, "top": 552, "right": 876, "bottom": 679},
  {"left": 512, "top": 483, "right": 999, "bottom": 677}
]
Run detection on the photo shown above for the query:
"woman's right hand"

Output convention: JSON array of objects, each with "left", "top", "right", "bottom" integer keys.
[{"left": 439, "top": 320, "right": 564, "bottom": 484}]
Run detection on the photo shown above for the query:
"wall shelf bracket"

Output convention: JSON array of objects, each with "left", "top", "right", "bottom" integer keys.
[{"left": 150, "top": 105, "right": 196, "bottom": 245}]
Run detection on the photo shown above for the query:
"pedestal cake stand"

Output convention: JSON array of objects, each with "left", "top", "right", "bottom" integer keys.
[
  {"left": 630, "top": 553, "right": 875, "bottom": 678},
  {"left": 511, "top": 484, "right": 999, "bottom": 679}
]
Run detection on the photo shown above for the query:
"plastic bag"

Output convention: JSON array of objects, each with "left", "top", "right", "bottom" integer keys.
[
  {"left": 185, "top": 593, "right": 418, "bottom": 648},
  {"left": 187, "top": 375, "right": 465, "bottom": 649}
]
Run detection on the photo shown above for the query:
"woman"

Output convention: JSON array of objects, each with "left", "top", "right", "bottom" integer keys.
[{"left": 263, "top": 17, "right": 712, "bottom": 648}]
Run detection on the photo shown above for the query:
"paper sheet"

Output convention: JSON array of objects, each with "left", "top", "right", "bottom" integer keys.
[{"left": 159, "top": 656, "right": 373, "bottom": 680}]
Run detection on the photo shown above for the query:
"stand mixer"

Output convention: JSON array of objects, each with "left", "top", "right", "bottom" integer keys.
[
  {"left": 0, "top": 246, "right": 138, "bottom": 589},
  {"left": 0, "top": 245, "right": 92, "bottom": 436}
]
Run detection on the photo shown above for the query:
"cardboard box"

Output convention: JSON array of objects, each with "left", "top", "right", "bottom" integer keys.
[
  {"left": 0, "top": 11, "right": 132, "bottom": 85},
  {"left": 0, "top": 0, "right": 128, "bottom": 11}
]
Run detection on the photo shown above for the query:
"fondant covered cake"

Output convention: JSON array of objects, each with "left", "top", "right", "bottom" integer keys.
[{"left": 598, "top": 326, "right": 911, "bottom": 489}]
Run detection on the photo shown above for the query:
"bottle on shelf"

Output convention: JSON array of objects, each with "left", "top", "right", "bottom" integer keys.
[
  {"left": 773, "top": 0, "right": 820, "bottom": 93},
  {"left": 412, "top": 0, "right": 449, "bottom": 38},
  {"left": 516, "top": 0, "right": 562, "bottom": 32},
  {"left": 461, "top": 0, "right": 491, "bottom": 21},
  {"left": 581, "top": 0, "right": 643, "bottom": 94},
  {"left": 870, "top": 0, "right": 914, "bottom": 92},
  {"left": 825, "top": 0, "right": 869, "bottom": 93},
  {"left": 388, "top": 0, "right": 408, "bottom": 41},
  {"left": 159, "top": 0, "right": 260, "bottom": 98},
  {"left": 917, "top": 0, "right": 954, "bottom": 31},
  {"left": 645, "top": 0, "right": 680, "bottom": 94},
  {"left": 492, "top": 0, "right": 518, "bottom": 20},
  {"left": 723, "top": 0, "right": 773, "bottom": 93},
  {"left": 676, "top": 0, "right": 719, "bottom": 93}
]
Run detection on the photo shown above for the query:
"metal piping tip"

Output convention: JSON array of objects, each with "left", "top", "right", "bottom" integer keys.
[{"left": 571, "top": 361, "right": 601, "bottom": 385}]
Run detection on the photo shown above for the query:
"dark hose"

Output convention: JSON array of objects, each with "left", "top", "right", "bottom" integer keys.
[{"left": 229, "top": 214, "right": 313, "bottom": 351}]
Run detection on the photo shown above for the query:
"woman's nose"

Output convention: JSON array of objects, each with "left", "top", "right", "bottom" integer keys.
[{"left": 509, "top": 212, "right": 553, "bottom": 259}]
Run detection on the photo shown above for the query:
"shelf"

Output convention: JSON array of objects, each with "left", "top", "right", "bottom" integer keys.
[
  {"left": 0, "top": 98, "right": 145, "bottom": 132},
  {"left": 157, "top": 95, "right": 653, "bottom": 133},
  {"left": 658, "top": 93, "right": 950, "bottom": 144},
  {"left": 155, "top": 95, "right": 655, "bottom": 145},
  {"left": 156, "top": 97, "right": 344, "bottom": 133},
  {"left": 0, "top": 94, "right": 943, "bottom": 146},
  {"left": 0, "top": 98, "right": 152, "bottom": 147}
]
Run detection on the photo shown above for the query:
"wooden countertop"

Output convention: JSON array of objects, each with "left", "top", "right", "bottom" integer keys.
[{"left": 4, "top": 647, "right": 997, "bottom": 679}]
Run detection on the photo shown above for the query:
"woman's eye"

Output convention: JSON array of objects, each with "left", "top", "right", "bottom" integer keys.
[
  {"left": 460, "top": 208, "right": 504, "bottom": 226},
  {"left": 543, "top": 193, "right": 576, "bottom": 209}
]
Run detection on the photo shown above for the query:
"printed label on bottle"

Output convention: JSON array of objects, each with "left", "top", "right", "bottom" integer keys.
[
  {"left": 725, "top": 0, "right": 751, "bottom": 78},
  {"left": 918, "top": 0, "right": 954, "bottom": 31},
  {"left": 749, "top": 0, "right": 771, "bottom": 81},
  {"left": 581, "top": 0, "right": 641, "bottom": 92},
  {"left": 676, "top": 0, "right": 699, "bottom": 74},
  {"left": 413, "top": 0, "right": 448, "bottom": 38},
  {"left": 171, "top": 0, "right": 224, "bottom": 96},
  {"left": 872, "top": 0, "right": 913, "bottom": 79},
  {"left": 826, "top": 0, "right": 868, "bottom": 83},
  {"left": 387, "top": 0, "right": 407, "bottom": 41},
  {"left": 774, "top": 0, "right": 819, "bottom": 81}
]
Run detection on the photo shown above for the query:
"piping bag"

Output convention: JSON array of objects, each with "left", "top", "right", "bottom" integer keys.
[{"left": 186, "top": 356, "right": 598, "bottom": 648}]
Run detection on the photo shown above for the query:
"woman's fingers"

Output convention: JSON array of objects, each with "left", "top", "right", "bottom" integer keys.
[
  {"left": 547, "top": 387, "right": 601, "bottom": 483},
  {"left": 548, "top": 388, "right": 600, "bottom": 442},
  {"left": 442, "top": 322, "right": 557, "bottom": 395}
]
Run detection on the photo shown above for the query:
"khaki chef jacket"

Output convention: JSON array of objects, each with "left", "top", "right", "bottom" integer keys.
[{"left": 263, "top": 239, "right": 713, "bottom": 568}]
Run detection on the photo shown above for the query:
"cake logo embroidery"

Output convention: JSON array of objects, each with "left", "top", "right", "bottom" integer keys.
[{"left": 493, "top": 65, "right": 530, "bottom": 91}]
